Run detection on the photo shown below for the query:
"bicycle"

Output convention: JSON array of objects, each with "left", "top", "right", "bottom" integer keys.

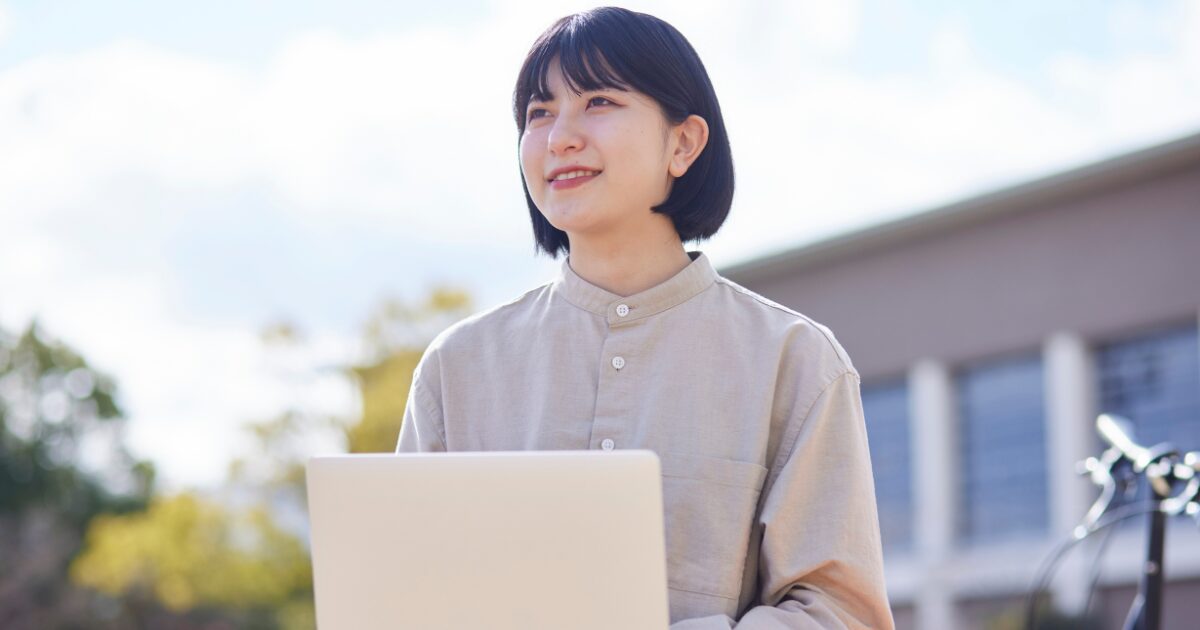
[{"left": 1024, "top": 413, "right": 1200, "bottom": 630}]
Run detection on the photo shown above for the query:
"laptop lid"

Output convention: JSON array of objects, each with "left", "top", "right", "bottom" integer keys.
[{"left": 305, "top": 450, "right": 669, "bottom": 630}]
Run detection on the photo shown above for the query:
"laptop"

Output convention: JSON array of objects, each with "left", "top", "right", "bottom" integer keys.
[{"left": 305, "top": 450, "right": 670, "bottom": 629}]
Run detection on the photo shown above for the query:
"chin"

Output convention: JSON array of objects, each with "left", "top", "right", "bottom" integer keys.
[{"left": 539, "top": 206, "right": 598, "bottom": 234}]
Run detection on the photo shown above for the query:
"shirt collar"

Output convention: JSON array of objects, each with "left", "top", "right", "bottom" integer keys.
[{"left": 553, "top": 250, "right": 718, "bottom": 325}]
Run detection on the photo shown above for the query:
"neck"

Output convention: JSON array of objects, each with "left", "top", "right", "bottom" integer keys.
[{"left": 566, "top": 218, "right": 693, "bottom": 297}]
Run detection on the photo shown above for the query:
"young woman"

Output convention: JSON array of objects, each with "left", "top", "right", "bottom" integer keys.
[{"left": 397, "top": 7, "right": 894, "bottom": 629}]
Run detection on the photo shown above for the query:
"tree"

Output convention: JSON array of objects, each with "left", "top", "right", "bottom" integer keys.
[
  {"left": 348, "top": 287, "right": 472, "bottom": 453},
  {"left": 69, "top": 493, "right": 313, "bottom": 629},
  {"left": 59, "top": 286, "right": 474, "bottom": 628},
  {"left": 0, "top": 320, "right": 155, "bottom": 628}
]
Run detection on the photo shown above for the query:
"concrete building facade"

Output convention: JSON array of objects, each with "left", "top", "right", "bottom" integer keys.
[{"left": 720, "top": 132, "right": 1200, "bottom": 629}]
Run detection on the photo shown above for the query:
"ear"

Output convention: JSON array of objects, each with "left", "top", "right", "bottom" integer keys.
[{"left": 668, "top": 114, "right": 710, "bottom": 178}]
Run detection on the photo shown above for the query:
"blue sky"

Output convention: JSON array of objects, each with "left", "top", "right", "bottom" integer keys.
[{"left": 3, "top": 0, "right": 1198, "bottom": 488}]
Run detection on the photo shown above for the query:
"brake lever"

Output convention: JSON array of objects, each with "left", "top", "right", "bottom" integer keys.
[{"left": 1076, "top": 446, "right": 1136, "bottom": 535}]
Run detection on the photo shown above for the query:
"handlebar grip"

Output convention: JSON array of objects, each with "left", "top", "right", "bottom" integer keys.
[{"left": 1097, "top": 413, "right": 1151, "bottom": 468}]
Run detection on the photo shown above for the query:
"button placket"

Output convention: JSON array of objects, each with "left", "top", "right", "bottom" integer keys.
[{"left": 591, "top": 318, "right": 632, "bottom": 461}]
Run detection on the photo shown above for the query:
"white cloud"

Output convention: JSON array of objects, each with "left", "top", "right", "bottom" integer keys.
[
  {"left": 785, "top": 0, "right": 862, "bottom": 57},
  {"left": 1185, "top": 0, "right": 1200, "bottom": 72},
  {"left": 0, "top": 245, "right": 359, "bottom": 489},
  {"left": 0, "top": 31, "right": 533, "bottom": 242},
  {"left": 1043, "top": 0, "right": 1200, "bottom": 155},
  {"left": 929, "top": 15, "right": 977, "bottom": 76}
]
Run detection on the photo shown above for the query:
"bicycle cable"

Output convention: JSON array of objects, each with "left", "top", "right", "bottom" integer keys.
[
  {"left": 1080, "top": 511, "right": 1119, "bottom": 621},
  {"left": 1023, "top": 502, "right": 1161, "bottom": 630}
]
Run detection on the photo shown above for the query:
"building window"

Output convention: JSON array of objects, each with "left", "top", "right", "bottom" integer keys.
[
  {"left": 1097, "top": 324, "right": 1200, "bottom": 463},
  {"left": 957, "top": 354, "right": 1048, "bottom": 542},
  {"left": 861, "top": 380, "right": 913, "bottom": 550}
]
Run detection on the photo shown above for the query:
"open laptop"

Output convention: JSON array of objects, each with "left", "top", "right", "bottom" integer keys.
[{"left": 305, "top": 450, "right": 670, "bottom": 629}]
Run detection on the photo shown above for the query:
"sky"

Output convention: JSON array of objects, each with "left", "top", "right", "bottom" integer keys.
[{"left": 2, "top": 0, "right": 1199, "bottom": 489}]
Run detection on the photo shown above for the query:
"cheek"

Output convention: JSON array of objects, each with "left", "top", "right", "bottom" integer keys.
[
  {"left": 620, "top": 132, "right": 672, "bottom": 195},
  {"left": 518, "top": 138, "right": 541, "bottom": 193}
]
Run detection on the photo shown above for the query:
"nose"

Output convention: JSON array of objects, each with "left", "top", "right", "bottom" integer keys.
[{"left": 546, "top": 111, "right": 585, "bottom": 156}]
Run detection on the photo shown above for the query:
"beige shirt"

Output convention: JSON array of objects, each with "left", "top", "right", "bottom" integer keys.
[{"left": 396, "top": 251, "right": 894, "bottom": 629}]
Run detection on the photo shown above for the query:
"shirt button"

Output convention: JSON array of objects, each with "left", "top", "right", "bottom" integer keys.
[
  {"left": 615, "top": 304, "right": 630, "bottom": 317},
  {"left": 601, "top": 438, "right": 615, "bottom": 451},
  {"left": 611, "top": 356, "right": 626, "bottom": 370}
]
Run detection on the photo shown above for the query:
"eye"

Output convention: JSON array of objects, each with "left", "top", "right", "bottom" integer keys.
[
  {"left": 588, "top": 96, "right": 614, "bottom": 107},
  {"left": 527, "top": 107, "right": 549, "bottom": 122}
]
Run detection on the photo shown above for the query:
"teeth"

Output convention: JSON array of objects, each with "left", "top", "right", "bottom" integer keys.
[{"left": 552, "top": 170, "right": 599, "bottom": 181}]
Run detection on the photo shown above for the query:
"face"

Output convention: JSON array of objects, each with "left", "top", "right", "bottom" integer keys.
[{"left": 519, "top": 58, "right": 677, "bottom": 240}]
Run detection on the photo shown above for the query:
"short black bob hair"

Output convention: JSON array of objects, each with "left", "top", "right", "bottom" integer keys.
[{"left": 512, "top": 7, "right": 735, "bottom": 258}]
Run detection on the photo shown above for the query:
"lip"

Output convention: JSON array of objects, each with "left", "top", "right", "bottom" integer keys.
[{"left": 549, "top": 172, "right": 600, "bottom": 190}]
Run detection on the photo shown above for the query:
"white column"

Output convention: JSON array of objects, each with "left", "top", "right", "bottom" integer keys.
[
  {"left": 1043, "top": 332, "right": 1096, "bottom": 615},
  {"left": 910, "top": 359, "right": 958, "bottom": 630}
]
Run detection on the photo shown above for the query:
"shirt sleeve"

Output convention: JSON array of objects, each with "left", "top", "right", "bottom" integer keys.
[
  {"left": 395, "top": 349, "right": 448, "bottom": 453},
  {"left": 670, "top": 371, "right": 895, "bottom": 629}
]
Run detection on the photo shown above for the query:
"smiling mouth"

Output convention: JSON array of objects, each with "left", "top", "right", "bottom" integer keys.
[
  {"left": 548, "top": 169, "right": 602, "bottom": 182},
  {"left": 548, "top": 170, "right": 601, "bottom": 190}
]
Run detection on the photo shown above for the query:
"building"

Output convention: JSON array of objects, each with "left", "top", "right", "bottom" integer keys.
[{"left": 720, "top": 131, "right": 1200, "bottom": 629}]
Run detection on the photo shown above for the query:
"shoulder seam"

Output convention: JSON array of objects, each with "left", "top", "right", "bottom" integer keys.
[
  {"left": 486, "top": 280, "right": 555, "bottom": 316},
  {"left": 714, "top": 277, "right": 856, "bottom": 374},
  {"left": 437, "top": 280, "right": 554, "bottom": 342}
]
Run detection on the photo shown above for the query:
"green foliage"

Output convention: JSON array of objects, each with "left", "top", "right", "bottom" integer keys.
[
  {"left": 348, "top": 349, "right": 423, "bottom": 453},
  {"left": 0, "top": 320, "right": 156, "bottom": 627},
  {"left": 0, "top": 286, "right": 473, "bottom": 627},
  {"left": 360, "top": 288, "right": 472, "bottom": 361},
  {"left": 70, "top": 493, "right": 312, "bottom": 619},
  {"left": 230, "top": 410, "right": 326, "bottom": 500},
  {"left": 0, "top": 321, "right": 150, "bottom": 516},
  {"left": 348, "top": 287, "right": 472, "bottom": 453}
]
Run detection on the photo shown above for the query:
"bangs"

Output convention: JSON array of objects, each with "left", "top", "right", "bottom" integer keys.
[
  {"left": 514, "top": 15, "right": 638, "bottom": 127},
  {"left": 527, "top": 39, "right": 630, "bottom": 103}
]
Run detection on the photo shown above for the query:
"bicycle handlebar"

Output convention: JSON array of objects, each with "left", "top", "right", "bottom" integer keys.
[
  {"left": 1083, "top": 414, "right": 1199, "bottom": 522},
  {"left": 1096, "top": 413, "right": 1153, "bottom": 470},
  {"left": 1028, "top": 414, "right": 1199, "bottom": 630}
]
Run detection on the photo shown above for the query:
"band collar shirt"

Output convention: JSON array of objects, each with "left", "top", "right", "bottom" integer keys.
[{"left": 397, "top": 251, "right": 894, "bottom": 629}]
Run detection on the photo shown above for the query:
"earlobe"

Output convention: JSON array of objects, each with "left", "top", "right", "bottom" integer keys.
[{"left": 669, "top": 115, "right": 710, "bottom": 178}]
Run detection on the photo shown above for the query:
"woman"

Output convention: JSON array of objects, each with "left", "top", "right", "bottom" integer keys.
[{"left": 397, "top": 7, "right": 894, "bottom": 629}]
